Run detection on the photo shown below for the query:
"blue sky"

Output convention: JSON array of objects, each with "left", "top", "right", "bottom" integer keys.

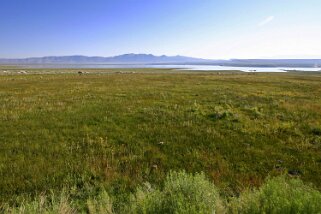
[{"left": 1, "top": 0, "right": 320, "bottom": 59}]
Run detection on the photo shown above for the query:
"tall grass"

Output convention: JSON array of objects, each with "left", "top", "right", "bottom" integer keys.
[
  {"left": 2, "top": 172, "right": 321, "bottom": 214},
  {"left": 86, "top": 191, "right": 113, "bottom": 214},
  {"left": 2, "top": 191, "right": 75, "bottom": 214}
]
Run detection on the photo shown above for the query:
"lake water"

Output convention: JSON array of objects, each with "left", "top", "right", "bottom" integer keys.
[{"left": 22, "top": 64, "right": 321, "bottom": 72}]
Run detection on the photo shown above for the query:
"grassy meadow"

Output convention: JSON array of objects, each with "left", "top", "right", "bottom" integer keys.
[{"left": 0, "top": 68, "right": 320, "bottom": 212}]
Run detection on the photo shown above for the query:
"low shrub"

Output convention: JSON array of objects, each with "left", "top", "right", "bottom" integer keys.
[
  {"left": 229, "top": 175, "right": 321, "bottom": 214},
  {"left": 208, "top": 106, "right": 236, "bottom": 121},
  {"left": 130, "top": 170, "right": 224, "bottom": 214},
  {"left": 2, "top": 173, "right": 321, "bottom": 214}
]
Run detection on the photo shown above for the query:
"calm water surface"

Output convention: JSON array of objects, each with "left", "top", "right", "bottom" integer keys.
[{"left": 22, "top": 64, "right": 321, "bottom": 72}]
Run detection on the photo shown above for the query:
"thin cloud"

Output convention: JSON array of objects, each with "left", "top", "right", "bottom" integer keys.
[{"left": 258, "top": 16, "right": 274, "bottom": 27}]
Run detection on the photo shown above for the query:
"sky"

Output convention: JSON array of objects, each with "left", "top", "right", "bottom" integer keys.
[{"left": 0, "top": 0, "right": 321, "bottom": 59}]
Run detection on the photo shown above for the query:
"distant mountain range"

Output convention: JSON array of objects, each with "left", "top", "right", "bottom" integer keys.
[
  {"left": 0, "top": 54, "right": 320, "bottom": 68},
  {"left": 0, "top": 54, "right": 209, "bottom": 64}
]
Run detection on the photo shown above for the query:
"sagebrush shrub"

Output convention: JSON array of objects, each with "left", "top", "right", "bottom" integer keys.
[
  {"left": 229, "top": 175, "right": 321, "bottom": 214},
  {"left": 130, "top": 170, "right": 224, "bottom": 214}
]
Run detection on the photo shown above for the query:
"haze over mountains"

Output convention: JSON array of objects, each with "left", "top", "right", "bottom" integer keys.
[
  {"left": 0, "top": 54, "right": 209, "bottom": 64},
  {"left": 0, "top": 54, "right": 320, "bottom": 68}
]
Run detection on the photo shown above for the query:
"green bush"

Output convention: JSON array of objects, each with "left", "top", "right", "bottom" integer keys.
[
  {"left": 229, "top": 176, "right": 321, "bottom": 214},
  {"left": 130, "top": 170, "right": 224, "bottom": 214},
  {"left": 3, "top": 173, "right": 321, "bottom": 214}
]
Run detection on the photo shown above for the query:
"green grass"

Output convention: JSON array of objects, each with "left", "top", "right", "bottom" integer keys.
[
  {"left": 3, "top": 171, "right": 321, "bottom": 213},
  {"left": 0, "top": 70, "right": 320, "bottom": 211}
]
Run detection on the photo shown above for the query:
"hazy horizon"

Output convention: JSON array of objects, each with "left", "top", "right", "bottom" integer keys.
[
  {"left": 1, "top": 53, "right": 321, "bottom": 60},
  {"left": 1, "top": 0, "right": 321, "bottom": 59}
]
